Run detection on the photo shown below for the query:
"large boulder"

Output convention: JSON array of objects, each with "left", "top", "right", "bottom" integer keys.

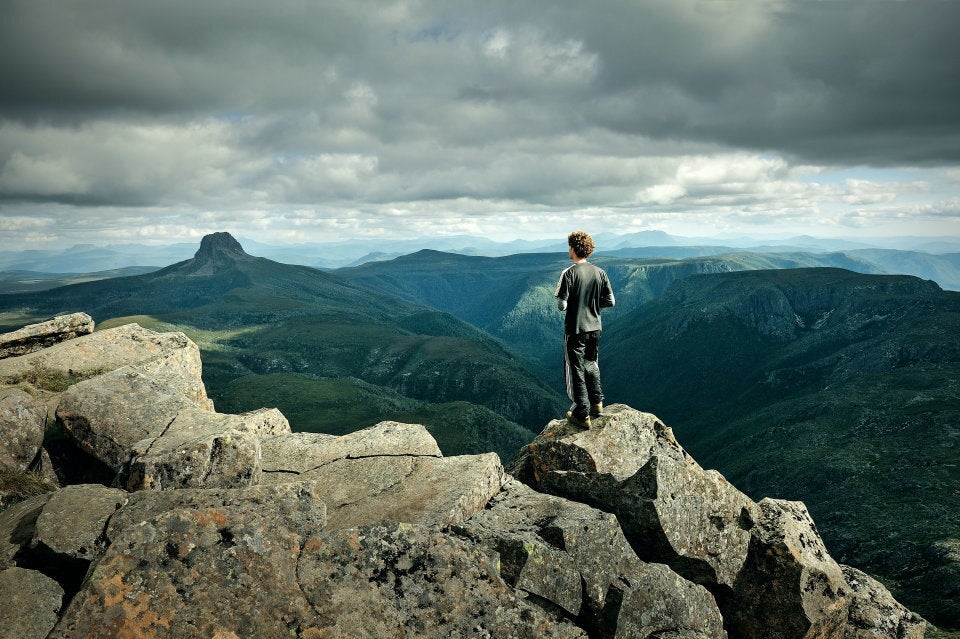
[
  {"left": 456, "top": 479, "right": 727, "bottom": 639},
  {"left": 727, "top": 498, "right": 851, "bottom": 639},
  {"left": 56, "top": 364, "right": 212, "bottom": 474},
  {"left": 0, "top": 566, "right": 64, "bottom": 639},
  {"left": 0, "top": 312, "right": 94, "bottom": 359},
  {"left": 509, "top": 404, "right": 757, "bottom": 591},
  {"left": 296, "top": 523, "right": 587, "bottom": 638},
  {"left": 53, "top": 482, "right": 327, "bottom": 638},
  {"left": 124, "top": 407, "right": 290, "bottom": 491},
  {"left": 0, "top": 387, "right": 46, "bottom": 472},
  {"left": 840, "top": 565, "right": 926, "bottom": 639}
]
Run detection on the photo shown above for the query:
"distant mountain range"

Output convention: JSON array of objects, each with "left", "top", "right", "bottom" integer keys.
[{"left": 2, "top": 231, "right": 959, "bottom": 273}]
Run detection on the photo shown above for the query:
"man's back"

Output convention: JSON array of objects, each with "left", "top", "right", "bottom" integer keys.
[{"left": 556, "top": 261, "right": 615, "bottom": 335}]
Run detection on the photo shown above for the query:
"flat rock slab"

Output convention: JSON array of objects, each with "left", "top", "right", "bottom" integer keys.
[
  {"left": 53, "top": 482, "right": 327, "bottom": 639},
  {"left": 125, "top": 407, "right": 290, "bottom": 491},
  {"left": 456, "top": 479, "right": 727, "bottom": 639},
  {"left": 0, "top": 387, "right": 46, "bottom": 472},
  {"left": 277, "top": 451, "right": 505, "bottom": 531},
  {"left": 33, "top": 484, "right": 127, "bottom": 562},
  {"left": 0, "top": 566, "right": 64, "bottom": 639},
  {"left": 0, "top": 312, "right": 94, "bottom": 360},
  {"left": 511, "top": 404, "right": 756, "bottom": 590},
  {"left": 297, "top": 523, "right": 587, "bottom": 638},
  {"left": 260, "top": 421, "right": 442, "bottom": 477}
]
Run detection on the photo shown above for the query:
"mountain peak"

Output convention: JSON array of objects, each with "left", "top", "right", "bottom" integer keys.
[{"left": 193, "top": 232, "right": 250, "bottom": 263}]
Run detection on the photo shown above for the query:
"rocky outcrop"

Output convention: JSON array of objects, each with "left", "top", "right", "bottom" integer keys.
[
  {"left": 507, "top": 404, "right": 915, "bottom": 639},
  {"left": 0, "top": 312, "right": 94, "bottom": 360},
  {"left": 509, "top": 405, "right": 756, "bottom": 591},
  {"left": 0, "top": 315, "right": 929, "bottom": 638}
]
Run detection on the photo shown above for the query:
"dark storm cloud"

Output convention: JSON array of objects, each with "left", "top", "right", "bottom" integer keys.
[{"left": 4, "top": 0, "right": 957, "bottom": 164}]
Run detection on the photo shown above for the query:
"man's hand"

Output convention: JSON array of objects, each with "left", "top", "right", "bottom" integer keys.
[{"left": 557, "top": 299, "right": 567, "bottom": 311}]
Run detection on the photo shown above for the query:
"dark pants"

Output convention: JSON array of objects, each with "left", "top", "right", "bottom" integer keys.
[{"left": 564, "top": 330, "right": 604, "bottom": 420}]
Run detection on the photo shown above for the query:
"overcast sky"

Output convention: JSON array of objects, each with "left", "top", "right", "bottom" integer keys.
[{"left": 2, "top": 0, "right": 959, "bottom": 248}]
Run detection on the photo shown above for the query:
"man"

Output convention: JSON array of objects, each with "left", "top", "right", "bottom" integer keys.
[{"left": 554, "top": 230, "right": 615, "bottom": 428}]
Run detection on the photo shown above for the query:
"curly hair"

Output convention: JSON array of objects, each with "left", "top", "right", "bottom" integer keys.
[{"left": 567, "top": 230, "right": 595, "bottom": 259}]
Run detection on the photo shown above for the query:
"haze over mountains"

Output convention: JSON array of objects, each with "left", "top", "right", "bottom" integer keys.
[
  {"left": 1, "top": 232, "right": 959, "bottom": 629},
  {"left": 2, "top": 230, "right": 959, "bottom": 280}
]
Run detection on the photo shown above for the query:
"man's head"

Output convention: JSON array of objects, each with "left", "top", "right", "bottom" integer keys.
[{"left": 567, "top": 231, "right": 595, "bottom": 259}]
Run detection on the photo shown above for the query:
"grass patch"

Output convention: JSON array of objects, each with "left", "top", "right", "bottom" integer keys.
[
  {"left": 5, "top": 361, "right": 106, "bottom": 392},
  {"left": 0, "top": 468, "right": 57, "bottom": 512}
]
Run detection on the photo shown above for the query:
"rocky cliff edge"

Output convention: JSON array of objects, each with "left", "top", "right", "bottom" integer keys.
[{"left": 0, "top": 315, "right": 926, "bottom": 639}]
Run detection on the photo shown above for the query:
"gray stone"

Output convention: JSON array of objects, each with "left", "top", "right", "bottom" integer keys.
[
  {"left": 0, "top": 312, "right": 94, "bottom": 359},
  {"left": 56, "top": 365, "right": 211, "bottom": 473},
  {"left": 457, "top": 480, "right": 727, "bottom": 639},
  {"left": 297, "top": 523, "right": 587, "bottom": 638},
  {"left": 124, "top": 407, "right": 290, "bottom": 491},
  {"left": 260, "top": 420, "right": 441, "bottom": 478},
  {"left": 511, "top": 404, "right": 756, "bottom": 590},
  {"left": 0, "top": 492, "right": 52, "bottom": 569},
  {"left": 0, "top": 566, "right": 64, "bottom": 639},
  {"left": 841, "top": 565, "right": 926, "bottom": 639},
  {"left": 297, "top": 452, "right": 506, "bottom": 531},
  {"left": 0, "top": 387, "right": 46, "bottom": 472},
  {"left": 54, "top": 482, "right": 327, "bottom": 639},
  {"left": 33, "top": 484, "right": 127, "bottom": 561},
  {"left": 728, "top": 498, "right": 850, "bottom": 639}
]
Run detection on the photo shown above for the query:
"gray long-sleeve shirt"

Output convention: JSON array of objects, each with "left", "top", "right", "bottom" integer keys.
[{"left": 554, "top": 261, "right": 615, "bottom": 335}]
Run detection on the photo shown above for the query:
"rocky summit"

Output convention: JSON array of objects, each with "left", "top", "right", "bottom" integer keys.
[{"left": 0, "top": 315, "right": 927, "bottom": 638}]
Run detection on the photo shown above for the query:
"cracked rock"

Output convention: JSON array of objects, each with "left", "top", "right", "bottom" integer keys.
[{"left": 124, "top": 407, "right": 289, "bottom": 491}]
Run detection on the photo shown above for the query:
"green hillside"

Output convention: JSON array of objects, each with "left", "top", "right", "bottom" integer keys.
[
  {"left": 0, "top": 233, "right": 563, "bottom": 447},
  {"left": 602, "top": 268, "right": 960, "bottom": 627}
]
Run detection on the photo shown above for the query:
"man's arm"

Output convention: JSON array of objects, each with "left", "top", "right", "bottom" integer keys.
[
  {"left": 600, "top": 273, "right": 615, "bottom": 308},
  {"left": 555, "top": 269, "right": 570, "bottom": 312}
]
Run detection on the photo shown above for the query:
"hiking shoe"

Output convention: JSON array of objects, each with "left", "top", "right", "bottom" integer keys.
[
  {"left": 566, "top": 411, "right": 591, "bottom": 429},
  {"left": 590, "top": 403, "right": 604, "bottom": 417}
]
